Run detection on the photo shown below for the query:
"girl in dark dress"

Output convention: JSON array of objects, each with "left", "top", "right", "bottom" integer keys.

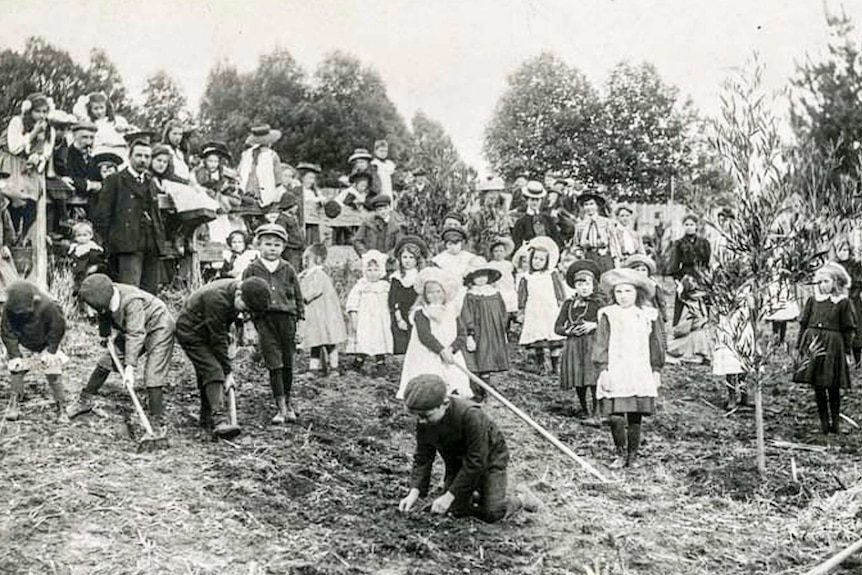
[
  {"left": 555, "top": 260, "right": 603, "bottom": 419},
  {"left": 461, "top": 258, "right": 510, "bottom": 400},
  {"left": 389, "top": 236, "right": 428, "bottom": 355},
  {"left": 831, "top": 236, "right": 862, "bottom": 367},
  {"left": 793, "top": 262, "right": 856, "bottom": 434}
]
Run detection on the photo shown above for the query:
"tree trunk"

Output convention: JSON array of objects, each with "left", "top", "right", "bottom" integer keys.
[{"left": 755, "top": 377, "right": 766, "bottom": 478}]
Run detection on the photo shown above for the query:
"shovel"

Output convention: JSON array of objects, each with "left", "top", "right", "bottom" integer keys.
[
  {"left": 217, "top": 373, "right": 242, "bottom": 440},
  {"left": 107, "top": 339, "right": 168, "bottom": 451}
]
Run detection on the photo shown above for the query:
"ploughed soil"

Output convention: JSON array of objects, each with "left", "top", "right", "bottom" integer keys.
[{"left": 1, "top": 318, "right": 862, "bottom": 575}]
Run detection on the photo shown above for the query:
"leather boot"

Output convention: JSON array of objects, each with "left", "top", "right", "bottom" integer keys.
[
  {"left": 4, "top": 372, "right": 25, "bottom": 421},
  {"left": 147, "top": 387, "right": 165, "bottom": 430},
  {"left": 626, "top": 423, "right": 642, "bottom": 468}
]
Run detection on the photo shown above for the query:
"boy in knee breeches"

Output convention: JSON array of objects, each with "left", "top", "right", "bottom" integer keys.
[
  {"left": 1, "top": 281, "right": 68, "bottom": 422},
  {"left": 243, "top": 223, "right": 305, "bottom": 424},
  {"left": 68, "top": 274, "right": 175, "bottom": 429}
]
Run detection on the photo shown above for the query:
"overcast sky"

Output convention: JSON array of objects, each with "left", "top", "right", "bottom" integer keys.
[{"left": 2, "top": 0, "right": 858, "bottom": 169}]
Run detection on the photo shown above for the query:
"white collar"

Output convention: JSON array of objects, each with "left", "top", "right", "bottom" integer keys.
[
  {"left": 814, "top": 292, "right": 847, "bottom": 303},
  {"left": 393, "top": 268, "right": 418, "bottom": 287},
  {"left": 468, "top": 284, "right": 498, "bottom": 296},
  {"left": 260, "top": 258, "right": 280, "bottom": 273}
]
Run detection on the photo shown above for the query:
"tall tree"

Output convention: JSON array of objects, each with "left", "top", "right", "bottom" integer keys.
[
  {"left": 299, "top": 51, "right": 411, "bottom": 178},
  {"left": 198, "top": 60, "right": 251, "bottom": 156},
  {"left": 593, "top": 62, "right": 696, "bottom": 201},
  {"left": 791, "top": 10, "right": 862, "bottom": 182},
  {"left": 140, "top": 70, "right": 190, "bottom": 132},
  {"left": 484, "top": 52, "right": 599, "bottom": 180},
  {"left": 399, "top": 111, "right": 475, "bottom": 237}
]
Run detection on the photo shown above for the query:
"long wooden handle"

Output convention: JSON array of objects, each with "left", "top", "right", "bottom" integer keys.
[
  {"left": 453, "top": 363, "right": 609, "bottom": 483},
  {"left": 802, "top": 537, "right": 862, "bottom": 575},
  {"left": 228, "top": 387, "right": 238, "bottom": 426},
  {"left": 108, "top": 340, "right": 155, "bottom": 436}
]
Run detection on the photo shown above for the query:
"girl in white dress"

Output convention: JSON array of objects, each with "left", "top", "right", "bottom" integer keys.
[
  {"left": 594, "top": 268, "right": 666, "bottom": 469},
  {"left": 345, "top": 250, "right": 392, "bottom": 377},
  {"left": 487, "top": 236, "right": 518, "bottom": 317},
  {"left": 516, "top": 236, "right": 566, "bottom": 374},
  {"left": 397, "top": 267, "right": 472, "bottom": 399}
]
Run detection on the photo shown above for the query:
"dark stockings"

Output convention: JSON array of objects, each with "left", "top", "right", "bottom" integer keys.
[
  {"left": 814, "top": 387, "right": 841, "bottom": 434},
  {"left": 608, "top": 413, "right": 643, "bottom": 465}
]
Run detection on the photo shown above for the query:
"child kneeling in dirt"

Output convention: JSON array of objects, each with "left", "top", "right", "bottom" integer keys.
[
  {"left": 1, "top": 281, "right": 69, "bottom": 422},
  {"left": 398, "top": 374, "right": 540, "bottom": 522},
  {"left": 67, "top": 274, "right": 176, "bottom": 430},
  {"left": 176, "top": 276, "right": 271, "bottom": 438}
]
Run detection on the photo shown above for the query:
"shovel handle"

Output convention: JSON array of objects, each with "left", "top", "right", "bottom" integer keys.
[
  {"left": 227, "top": 387, "right": 238, "bottom": 426},
  {"left": 453, "top": 363, "right": 609, "bottom": 483},
  {"left": 107, "top": 339, "right": 155, "bottom": 437}
]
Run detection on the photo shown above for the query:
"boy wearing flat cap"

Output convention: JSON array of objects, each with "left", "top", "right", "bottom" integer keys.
[
  {"left": 398, "top": 374, "right": 539, "bottom": 522},
  {"left": 67, "top": 274, "right": 176, "bottom": 427},
  {"left": 352, "top": 195, "right": 404, "bottom": 257},
  {"left": 176, "top": 277, "right": 271, "bottom": 438},
  {"left": 243, "top": 223, "right": 305, "bottom": 424},
  {"left": 1, "top": 281, "right": 68, "bottom": 422}
]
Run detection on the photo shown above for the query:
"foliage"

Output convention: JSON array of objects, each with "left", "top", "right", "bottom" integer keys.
[
  {"left": 198, "top": 61, "right": 250, "bottom": 158},
  {"left": 704, "top": 55, "right": 860, "bottom": 478},
  {"left": 484, "top": 52, "right": 599, "bottom": 181},
  {"left": 791, "top": 10, "right": 862, "bottom": 185},
  {"left": 595, "top": 62, "right": 697, "bottom": 201},
  {"left": 140, "top": 70, "right": 191, "bottom": 133},
  {"left": 398, "top": 111, "right": 476, "bottom": 238},
  {"left": 0, "top": 37, "right": 133, "bottom": 128}
]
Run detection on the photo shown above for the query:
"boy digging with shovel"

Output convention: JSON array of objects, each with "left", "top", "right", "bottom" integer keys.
[
  {"left": 176, "top": 276, "right": 272, "bottom": 438},
  {"left": 67, "top": 274, "right": 175, "bottom": 437}
]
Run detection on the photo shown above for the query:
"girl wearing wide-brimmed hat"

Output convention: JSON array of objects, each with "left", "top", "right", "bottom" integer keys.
[
  {"left": 793, "top": 261, "right": 856, "bottom": 435},
  {"left": 461, "top": 256, "right": 509, "bottom": 400},
  {"left": 389, "top": 235, "right": 429, "bottom": 355},
  {"left": 237, "top": 124, "right": 287, "bottom": 208},
  {"left": 593, "top": 267, "right": 665, "bottom": 469},
  {"left": 516, "top": 236, "right": 566, "bottom": 374},
  {"left": 397, "top": 267, "right": 473, "bottom": 399}
]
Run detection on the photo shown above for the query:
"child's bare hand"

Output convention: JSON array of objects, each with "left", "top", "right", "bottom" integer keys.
[
  {"left": 0, "top": 246, "right": 10, "bottom": 260},
  {"left": 581, "top": 321, "right": 597, "bottom": 334},
  {"left": 396, "top": 318, "right": 408, "bottom": 331},
  {"left": 466, "top": 336, "right": 477, "bottom": 352},
  {"left": 398, "top": 488, "right": 420, "bottom": 513},
  {"left": 440, "top": 349, "right": 455, "bottom": 365}
]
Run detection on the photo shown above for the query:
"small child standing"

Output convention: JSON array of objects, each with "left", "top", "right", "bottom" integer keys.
[
  {"left": 220, "top": 230, "right": 259, "bottom": 279},
  {"left": 1, "top": 281, "right": 68, "bottom": 422},
  {"left": 764, "top": 272, "right": 799, "bottom": 347},
  {"left": 397, "top": 267, "right": 473, "bottom": 399},
  {"left": 67, "top": 221, "right": 105, "bottom": 301},
  {"left": 555, "top": 260, "right": 603, "bottom": 420},
  {"left": 389, "top": 236, "right": 429, "bottom": 355},
  {"left": 516, "top": 236, "right": 566, "bottom": 374},
  {"left": 793, "top": 262, "right": 856, "bottom": 434},
  {"left": 242, "top": 223, "right": 305, "bottom": 424},
  {"left": 594, "top": 268, "right": 665, "bottom": 469},
  {"left": 298, "top": 244, "right": 347, "bottom": 376},
  {"left": 461, "top": 257, "right": 510, "bottom": 401},
  {"left": 345, "top": 250, "right": 392, "bottom": 377},
  {"left": 432, "top": 226, "right": 475, "bottom": 282},
  {"left": 487, "top": 236, "right": 518, "bottom": 320},
  {"left": 713, "top": 294, "right": 753, "bottom": 410}
]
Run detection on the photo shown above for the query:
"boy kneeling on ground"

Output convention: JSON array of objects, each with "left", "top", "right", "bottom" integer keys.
[
  {"left": 398, "top": 374, "right": 540, "bottom": 522},
  {"left": 176, "top": 276, "right": 271, "bottom": 438},
  {"left": 67, "top": 274, "right": 175, "bottom": 429},
  {"left": 2, "top": 281, "right": 68, "bottom": 422}
]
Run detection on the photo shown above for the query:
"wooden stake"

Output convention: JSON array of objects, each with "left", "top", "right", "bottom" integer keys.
[
  {"left": 453, "top": 363, "right": 609, "bottom": 483},
  {"left": 802, "top": 537, "right": 862, "bottom": 575}
]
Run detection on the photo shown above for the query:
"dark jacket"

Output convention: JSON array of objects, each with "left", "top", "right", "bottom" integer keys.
[
  {"left": 1, "top": 288, "right": 65, "bottom": 357},
  {"left": 98, "top": 284, "right": 173, "bottom": 368},
  {"left": 176, "top": 278, "right": 239, "bottom": 376},
  {"left": 410, "top": 398, "right": 510, "bottom": 498},
  {"left": 53, "top": 143, "right": 94, "bottom": 198},
  {"left": 352, "top": 215, "right": 404, "bottom": 256},
  {"left": 667, "top": 234, "right": 711, "bottom": 280},
  {"left": 93, "top": 168, "right": 167, "bottom": 255},
  {"left": 242, "top": 258, "right": 305, "bottom": 319},
  {"left": 512, "top": 212, "right": 563, "bottom": 249}
]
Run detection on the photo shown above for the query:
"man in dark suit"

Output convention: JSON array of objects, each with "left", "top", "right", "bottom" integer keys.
[
  {"left": 54, "top": 122, "right": 100, "bottom": 226},
  {"left": 93, "top": 140, "right": 166, "bottom": 294}
]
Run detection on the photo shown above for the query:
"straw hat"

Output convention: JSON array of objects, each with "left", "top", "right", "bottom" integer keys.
[
  {"left": 488, "top": 236, "right": 515, "bottom": 259},
  {"left": 600, "top": 268, "right": 655, "bottom": 299},
  {"left": 296, "top": 162, "right": 322, "bottom": 174},
  {"left": 414, "top": 267, "right": 461, "bottom": 302},
  {"left": 200, "top": 141, "right": 232, "bottom": 162},
  {"left": 476, "top": 176, "right": 505, "bottom": 193},
  {"left": 348, "top": 148, "right": 373, "bottom": 165},
  {"left": 622, "top": 254, "right": 657, "bottom": 276},
  {"left": 522, "top": 181, "right": 547, "bottom": 200},
  {"left": 514, "top": 236, "right": 560, "bottom": 271},
  {"left": 245, "top": 124, "right": 282, "bottom": 147},
  {"left": 464, "top": 256, "right": 502, "bottom": 286}
]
